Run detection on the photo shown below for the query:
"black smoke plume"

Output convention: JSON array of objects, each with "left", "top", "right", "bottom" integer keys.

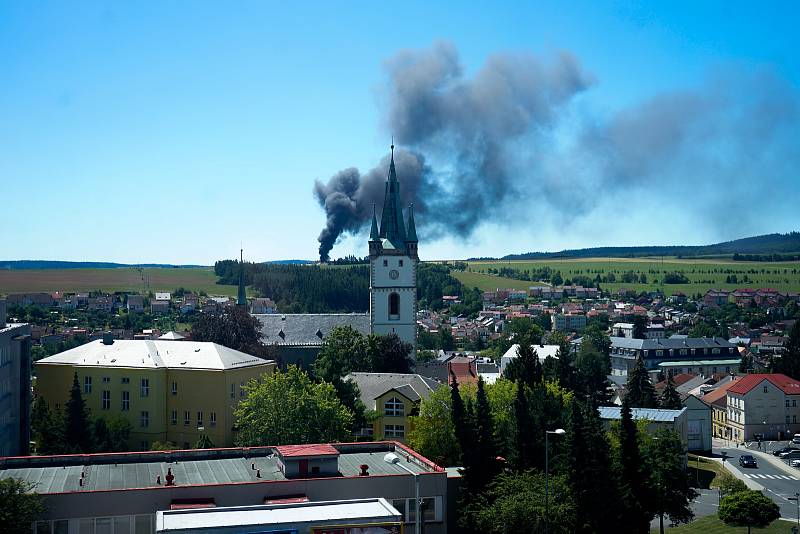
[{"left": 315, "top": 42, "right": 800, "bottom": 260}]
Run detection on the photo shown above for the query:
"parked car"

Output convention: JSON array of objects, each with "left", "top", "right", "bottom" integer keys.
[
  {"left": 739, "top": 455, "right": 758, "bottom": 468},
  {"left": 791, "top": 459, "right": 800, "bottom": 468},
  {"left": 772, "top": 446, "right": 799, "bottom": 456},
  {"left": 780, "top": 450, "right": 800, "bottom": 459},
  {"left": 792, "top": 434, "right": 800, "bottom": 444}
]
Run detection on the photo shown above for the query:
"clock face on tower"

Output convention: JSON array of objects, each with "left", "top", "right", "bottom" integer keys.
[{"left": 389, "top": 269, "right": 399, "bottom": 280}]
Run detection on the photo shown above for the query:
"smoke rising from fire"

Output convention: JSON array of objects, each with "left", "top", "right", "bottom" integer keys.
[{"left": 315, "top": 42, "right": 800, "bottom": 261}]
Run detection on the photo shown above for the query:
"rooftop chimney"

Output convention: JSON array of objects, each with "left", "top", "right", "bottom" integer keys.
[
  {"left": 0, "top": 299, "right": 6, "bottom": 326},
  {"left": 102, "top": 331, "right": 114, "bottom": 345}
]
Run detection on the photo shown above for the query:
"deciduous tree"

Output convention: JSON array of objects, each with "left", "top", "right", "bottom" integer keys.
[
  {"left": 718, "top": 490, "right": 780, "bottom": 534},
  {"left": 0, "top": 478, "right": 44, "bottom": 534}
]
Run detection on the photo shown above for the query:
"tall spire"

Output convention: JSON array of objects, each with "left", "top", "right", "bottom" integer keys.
[
  {"left": 378, "top": 142, "right": 407, "bottom": 247},
  {"left": 237, "top": 247, "right": 247, "bottom": 307},
  {"left": 406, "top": 203, "right": 417, "bottom": 243},
  {"left": 369, "top": 203, "right": 379, "bottom": 241}
]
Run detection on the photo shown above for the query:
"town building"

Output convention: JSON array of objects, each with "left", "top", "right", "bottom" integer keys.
[
  {"left": 1, "top": 441, "right": 449, "bottom": 534},
  {"left": 368, "top": 144, "right": 418, "bottom": 353},
  {"left": 725, "top": 373, "right": 800, "bottom": 442},
  {"left": 598, "top": 406, "right": 689, "bottom": 447},
  {"left": 609, "top": 336, "right": 737, "bottom": 376},
  {"left": 34, "top": 337, "right": 276, "bottom": 449},
  {"left": 127, "top": 295, "right": 145, "bottom": 313},
  {"left": 551, "top": 313, "right": 587, "bottom": 332},
  {"left": 250, "top": 297, "right": 276, "bottom": 314},
  {"left": 500, "top": 344, "right": 561, "bottom": 375},
  {"left": 0, "top": 300, "right": 32, "bottom": 456},
  {"left": 682, "top": 395, "right": 712, "bottom": 453},
  {"left": 345, "top": 372, "right": 441, "bottom": 442},
  {"left": 700, "top": 377, "right": 742, "bottom": 441}
]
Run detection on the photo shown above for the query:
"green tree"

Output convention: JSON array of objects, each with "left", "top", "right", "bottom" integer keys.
[
  {"left": 64, "top": 372, "right": 93, "bottom": 453},
  {"left": 626, "top": 357, "right": 657, "bottom": 408},
  {"left": 775, "top": 320, "right": 800, "bottom": 379},
  {"left": 408, "top": 385, "right": 461, "bottom": 466},
  {"left": 659, "top": 375, "right": 683, "bottom": 410},
  {"left": 235, "top": 366, "right": 353, "bottom": 446},
  {"left": 646, "top": 429, "right": 698, "bottom": 531},
  {"left": 0, "top": 478, "right": 45, "bottom": 534},
  {"left": 504, "top": 337, "right": 543, "bottom": 387},
  {"left": 574, "top": 340, "right": 612, "bottom": 405},
  {"left": 93, "top": 418, "right": 111, "bottom": 452},
  {"left": 314, "top": 326, "right": 370, "bottom": 380},
  {"left": 566, "top": 400, "right": 622, "bottom": 532},
  {"left": 195, "top": 434, "right": 215, "bottom": 449},
  {"left": 460, "top": 471, "right": 575, "bottom": 534},
  {"left": 718, "top": 490, "right": 780, "bottom": 534},
  {"left": 739, "top": 349, "right": 753, "bottom": 374},
  {"left": 367, "top": 333, "right": 413, "bottom": 373},
  {"left": 473, "top": 377, "right": 498, "bottom": 489},
  {"left": 107, "top": 415, "right": 132, "bottom": 452},
  {"left": 30, "top": 396, "right": 63, "bottom": 454},
  {"left": 632, "top": 315, "right": 648, "bottom": 339},
  {"left": 191, "top": 306, "right": 273, "bottom": 358},
  {"left": 616, "top": 397, "right": 653, "bottom": 533}
]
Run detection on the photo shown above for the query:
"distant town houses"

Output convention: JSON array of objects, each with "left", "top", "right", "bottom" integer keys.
[{"left": 250, "top": 297, "right": 277, "bottom": 314}]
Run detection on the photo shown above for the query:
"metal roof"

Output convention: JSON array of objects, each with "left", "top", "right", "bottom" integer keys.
[
  {"left": 597, "top": 406, "right": 687, "bottom": 423},
  {"left": 35, "top": 339, "right": 272, "bottom": 371},
  {"left": 255, "top": 314, "right": 370, "bottom": 346},
  {"left": 610, "top": 336, "right": 735, "bottom": 350},
  {"left": 657, "top": 359, "right": 740, "bottom": 367},
  {"left": 0, "top": 445, "right": 434, "bottom": 495}
]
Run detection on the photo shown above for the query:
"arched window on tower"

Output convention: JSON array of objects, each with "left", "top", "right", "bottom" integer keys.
[{"left": 389, "top": 292, "right": 400, "bottom": 319}]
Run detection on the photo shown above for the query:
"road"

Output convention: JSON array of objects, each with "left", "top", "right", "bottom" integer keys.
[{"left": 716, "top": 443, "right": 800, "bottom": 522}]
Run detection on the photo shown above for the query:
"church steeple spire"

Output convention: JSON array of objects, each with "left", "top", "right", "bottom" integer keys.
[
  {"left": 406, "top": 203, "right": 417, "bottom": 243},
  {"left": 369, "top": 203, "right": 379, "bottom": 241},
  {"left": 237, "top": 248, "right": 247, "bottom": 307},
  {"left": 378, "top": 143, "right": 407, "bottom": 247}
]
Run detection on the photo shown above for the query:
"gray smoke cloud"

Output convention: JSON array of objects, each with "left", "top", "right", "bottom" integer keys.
[{"left": 315, "top": 42, "right": 800, "bottom": 260}]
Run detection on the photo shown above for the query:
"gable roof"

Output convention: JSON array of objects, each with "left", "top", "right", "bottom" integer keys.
[
  {"left": 345, "top": 372, "right": 442, "bottom": 409},
  {"left": 274, "top": 444, "right": 339, "bottom": 458},
  {"left": 727, "top": 373, "right": 800, "bottom": 395},
  {"left": 255, "top": 314, "right": 370, "bottom": 346},
  {"left": 699, "top": 377, "right": 741, "bottom": 407}
]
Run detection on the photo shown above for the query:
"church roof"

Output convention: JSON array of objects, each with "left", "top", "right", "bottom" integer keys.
[
  {"left": 255, "top": 313, "right": 370, "bottom": 346},
  {"left": 369, "top": 204, "right": 379, "bottom": 241},
  {"left": 406, "top": 203, "right": 417, "bottom": 243},
  {"left": 378, "top": 146, "right": 408, "bottom": 249}
]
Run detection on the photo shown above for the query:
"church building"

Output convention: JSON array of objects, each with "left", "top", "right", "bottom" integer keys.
[{"left": 255, "top": 145, "right": 418, "bottom": 364}]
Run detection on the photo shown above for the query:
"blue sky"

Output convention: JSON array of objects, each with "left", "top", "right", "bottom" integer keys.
[{"left": 1, "top": 1, "right": 798, "bottom": 264}]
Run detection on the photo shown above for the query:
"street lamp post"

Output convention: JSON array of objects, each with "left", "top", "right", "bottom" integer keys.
[
  {"left": 385, "top": 452, "right": 421, "bottom": 534},
  {"left": 545, "top": 429, "right": 566, "bottom": 534}
]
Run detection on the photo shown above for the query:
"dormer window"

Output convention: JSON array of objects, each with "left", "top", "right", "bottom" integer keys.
[
  {"left": 279, "top": 330, "right": 286, "bottom": 340},
  {"left": 316, "top": 329, "right": 323, "bottom": 339},
  {"left": 385, "top": 396, "right": 404, "bottom": 417}
]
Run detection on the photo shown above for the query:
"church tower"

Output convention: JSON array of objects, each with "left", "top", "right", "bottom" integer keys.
[{"left": 369, "top": 145, "right": 418, "bottom": 354}]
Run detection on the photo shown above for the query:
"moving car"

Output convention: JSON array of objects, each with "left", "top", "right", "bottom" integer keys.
[
  {"left": 739, "top": 454, "right": 758, "bottom": 468},
  {"left": 773, "top": 446, "right": 799, "bottom": 456}
]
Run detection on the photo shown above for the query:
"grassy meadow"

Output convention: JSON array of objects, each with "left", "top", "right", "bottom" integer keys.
[
  {"left": 0, "top": 267, "right": 243, "bottom": 297},
  {"left": 459, "top": 258, "right": 800, "bottom": 295}
]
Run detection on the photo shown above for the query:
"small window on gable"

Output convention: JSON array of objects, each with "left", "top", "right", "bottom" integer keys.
[
  {"left": 383, "top": 260, "right": 388, "bottom": 267},
  {"left": 399, "top": 259, "right": 404, "bottom": 267},
  {"left": 763, "top": 385, "right": 768, "bottom": 393}
]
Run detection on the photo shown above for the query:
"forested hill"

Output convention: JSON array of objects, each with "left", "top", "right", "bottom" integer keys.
[
  {"left": 0, "top": 260, "right": 206, "bottom": 269},
  {"left": 485, "top": 232, "right": 800, "bottom": 261},
  {"left": 214, "top": 261, "right": 482, "bottom": 314}
]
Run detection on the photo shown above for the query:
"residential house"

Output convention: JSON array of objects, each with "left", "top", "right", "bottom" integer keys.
[
  {"left": 154, "top": 292, "right": 171, "bottom": 302},
  {"left": 344, "top": 372, "right": 442, "bottom": 443},
  {"left": 726, "top": 373, "right": 800, "bottom": 442},
  {"left": 551, "top": 313, "right": 587, "bottom": 332},
  {"left": 0, "top": 300, "right": 32, "bottom": 456},
  {"left": 609, "top": 336, "right": 737, "bottom": 376},
  {"left": 127, "top": 295, "right": 145, "bottom": 313},
  {"left": 703, "top": 290, "right": 730, "bottom": 308},
  {"left": 701, "top": 377, "right": 742, "bottom": 440},
  {"left": 88, "top": 296, "right": 114, "bottom": 312},
  {"left": 682, "top": 395, "right": 712, "bottom": 452},
  {"left": 251, "top": 298, "right": 277, "bottom": 314},
  {"left": 35, "top": 337, "right": 276, "bottom": 449},
  {"left": 500, "top": 344, "right": 560, "bottom": 375},
  {"left": 150, "top": 300, "right": 170, "bottom": 314}
]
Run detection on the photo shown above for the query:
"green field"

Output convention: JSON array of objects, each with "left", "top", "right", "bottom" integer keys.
[
  {"left": 0, "top": 267, "right": 244, "bottom": 297},
  {"left": 452, "top": 271, "right": 547, "bottom": 292},
  {"left": 462, "top": 258, "right": 800, "bottom": 295},
  {"left": 651, "top": 514, "right": 794, "bottom": 533}
]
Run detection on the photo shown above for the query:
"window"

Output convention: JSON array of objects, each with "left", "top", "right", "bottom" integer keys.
[
  {"left": 102, "top": 376, "right": 111, "bottom": 383},
  {"left": 210, "top": 412, "right": 217, "bottom": 426},
  {"left": 121, "top": 377, "right": 130, "bottom": 384},
  {"left": 712, "top": 348, "right": 721, "bottom": 354},
  {"left": 385, "top": 397, "right": 404, "bottom": 417},
  {"left": 409, "top": 497, "right": 437, "bottom": 522},
  {"left": 171, "top": 381, "right": 177, "bottom": 395},
  {"left": 399, "top": 259, "right": 404, "bottom": 267},
  {"left": 656, "top": 350, "right": 663, "bottom": 357},
  {"left": 197, "top": 411, "right": 203, "bottom": 427},
  {"left": 787, "top": 400, "right": 790, "bottom": 407},
  {"left": 84, "top": 376, "right": 92, "bottom": 394},
  {"left": 384, "top": 424, "right": 405, "bottom": 438},
  {"left": 230, "top": 383, "right": 236, "bottom": 399},
  {"left": 795, "top": 415, "right": 797, "bottom": 423},
  {"left": 102, "top": 390, "right": 111, "bottom": 410},
  {"left": 140, "top": 411, "right": 149, "bottom": 428},
  {"left": 679, "top": 349, "right": 687, "bottom": 356},
  {"left": 240, "top": 382, "right": 245, "bottom": 397},
  {"left": 171, "top": 410, "right": 177, "bottom": 425},
  {"left": 184, "top": 411, "right": 190, "bottom": 425},
  {"left": 794, "top": 400, "right": 797, "bottom": 407},
  {"left": 383, "top": 259, "right": 388, "bottom": 267},
  {"left": 121, "top": 391, "right": 130, "bottom": 411},
  {"left": 389, "top": 292, "right": 400, "bottom": 317},
  {"left": 140, "top": 378, "right": 149, "bottom": 397},
  {"left": 763, "top": 386, "right": 768, "bottom": 393},
  {"left": 787, "top": 416, "right": 791, "bottom": 424}
]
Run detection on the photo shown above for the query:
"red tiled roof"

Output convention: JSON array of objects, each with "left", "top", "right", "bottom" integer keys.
[
  {"left": 727, "top": 373, "right": 800, "bottom": 396},
  {"left": 274, "top": 444, "right": 339, "bottom": 458},
  {"left": 699, "top": 378, "right": 741, "bottom": 406}
]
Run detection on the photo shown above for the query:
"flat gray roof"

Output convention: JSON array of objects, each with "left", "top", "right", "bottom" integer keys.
[{"left": 0, "top": 444, "right": 435, "bottom": 495}]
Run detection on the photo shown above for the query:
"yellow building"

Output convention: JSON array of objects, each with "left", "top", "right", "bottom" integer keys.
[
  {"left": 345, "top": 372, "right": 441, "bottom": 442},
  {"left": 35, "top": 337, "right": 275, "bottom": 450}
]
